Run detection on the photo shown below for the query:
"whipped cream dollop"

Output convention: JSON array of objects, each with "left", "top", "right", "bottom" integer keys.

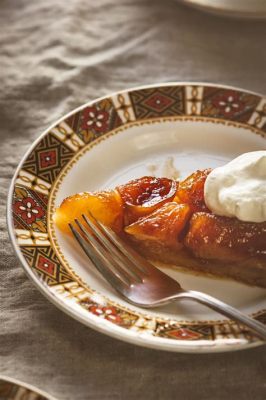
[{"left": 204, "top": 151, "right": 266, "bottom": 223}]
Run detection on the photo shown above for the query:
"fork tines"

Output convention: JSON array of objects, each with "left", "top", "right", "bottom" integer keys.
[{"left": 69, "top": 214, "right": 150, "bottom": 291}]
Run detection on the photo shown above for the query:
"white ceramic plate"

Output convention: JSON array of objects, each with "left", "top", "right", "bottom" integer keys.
[
  {"left": 178, "top": 0, "right": 266, "bottom": 19},
  {"left": 0, "top": 375, "right": 57, "bottom": 400},
  {"left": 8, "top": 83, "right": 266, "bottom": 353}
]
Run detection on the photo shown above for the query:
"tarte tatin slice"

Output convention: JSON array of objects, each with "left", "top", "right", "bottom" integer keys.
[{"left": 54, "top": 171, "right": 266, "bottom": 288}]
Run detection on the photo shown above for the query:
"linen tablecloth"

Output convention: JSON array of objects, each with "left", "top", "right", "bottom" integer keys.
[{"left": 1, "top": 1, "right": 266, "bottom": 399}]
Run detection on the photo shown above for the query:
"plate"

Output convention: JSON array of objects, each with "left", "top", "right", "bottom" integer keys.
[
  {"left": 0, "top": 376, "right": 57, "bottom": 400},
  {"left": 8, "top": 83, "right": 266, "bottom": 353},
  {"left": 178, "top": 0, "right": 266, "bottom": 19}
]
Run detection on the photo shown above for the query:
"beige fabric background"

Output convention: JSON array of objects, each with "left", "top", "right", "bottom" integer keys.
[{"left": 1, "top": 1, "right": 266, "bottom": 399}]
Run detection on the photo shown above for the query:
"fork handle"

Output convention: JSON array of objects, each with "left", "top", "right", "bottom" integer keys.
[{"left": 177, "top": 290, "right": 266, "bottom": 341}]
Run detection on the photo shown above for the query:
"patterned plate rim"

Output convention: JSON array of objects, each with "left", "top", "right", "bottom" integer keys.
[{"left": 7, "top": 82, "right": 266, "bottom": 353}]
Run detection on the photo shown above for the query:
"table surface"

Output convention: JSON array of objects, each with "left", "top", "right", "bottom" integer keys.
[{"left": 1, "top": 1, "right": 266, "bottom": 399}]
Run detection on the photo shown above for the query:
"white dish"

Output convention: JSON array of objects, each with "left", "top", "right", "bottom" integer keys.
[
  {"left": 8, "top": 82, "right": 266, "bottom": 353},
  {"left": 0, "top": 375, "right": 57, "bottom": 400},
  {"left": 178, "top": 0, "right": 266, "bottom": 19}
]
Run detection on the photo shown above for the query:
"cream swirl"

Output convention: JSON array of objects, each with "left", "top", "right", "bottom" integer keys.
[{"left": 204, "top": 151, "right": 266, "bottom": 223}]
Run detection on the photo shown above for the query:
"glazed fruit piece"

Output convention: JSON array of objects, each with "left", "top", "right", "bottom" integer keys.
[
  {"left": 53, "top": 190, "right": 123, "bottom": 233},
  {"left": 185, "top": 212, "right": 266, "bottom": 261},
  {"left": 175, "top": 169, "right": 211, "bottom": 212},
  {"left": 183, "top": 212, "right": 266, "bottom": 287},
  {"left": 118, "top": 176, "right": 177, "bottom": 224},
  {"left": 54, "top": 172, "right": 266, "bottom": 288},
  {"left": 125, "top": 202, "right": 191, "bottom": 249}
]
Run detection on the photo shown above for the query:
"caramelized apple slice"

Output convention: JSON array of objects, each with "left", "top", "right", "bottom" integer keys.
[
  {"left": 185, "top": 212, "right": 266, "bottom": 261},
  {"left": 118, "top": 176, "right": 177, "bottom": 224},
  {"left": 125, "top": 202, "right": 191, "bottom": 248},
  {"left": 175, "top": 169, "right": 211, "bottom": 212},
  {"left": 53, "top": 190, "right": 123, "bottom": 234}
]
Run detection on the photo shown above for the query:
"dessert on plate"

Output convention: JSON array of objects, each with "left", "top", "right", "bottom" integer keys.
[{"left": 54, "top": 151, "right": 266, "bottom": 288}]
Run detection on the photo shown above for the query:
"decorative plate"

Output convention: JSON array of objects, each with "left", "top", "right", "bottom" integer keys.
[
  {"left": 178, "top": 0, "right": 266, "bottom": 19},
  {"left": 8, "top": 83, "right": 266, "bottom": 353},
  {"left": 0, "top": 376, "right": 57, "bottom": 400}
]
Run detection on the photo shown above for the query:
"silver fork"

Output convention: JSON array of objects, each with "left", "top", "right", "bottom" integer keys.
[{"left": 69, "top": 215, "right": 266, "bottom": 341}]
